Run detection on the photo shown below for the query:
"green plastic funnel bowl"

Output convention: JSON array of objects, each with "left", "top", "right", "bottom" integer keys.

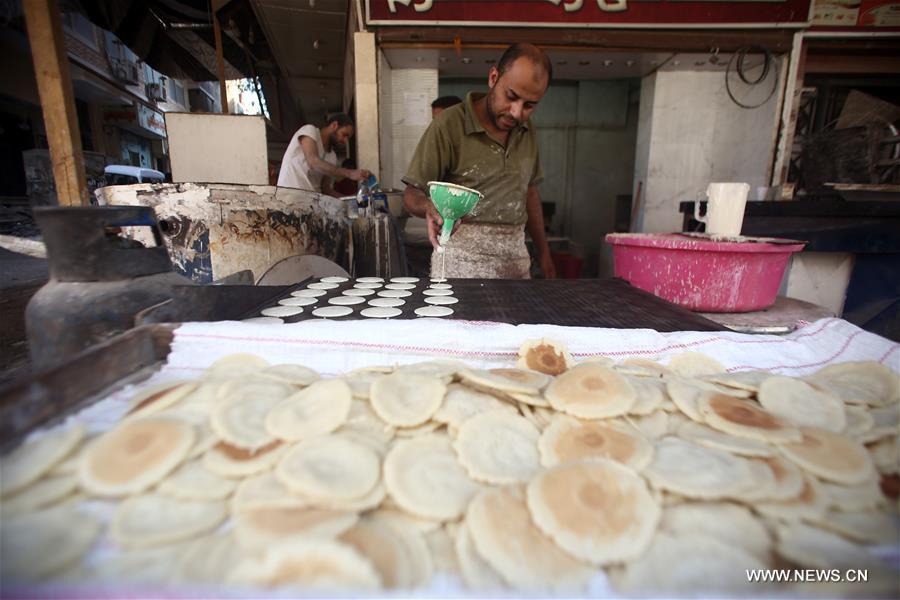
[{"left": 427, "top": 181, "right": 483, "bottom": 246}]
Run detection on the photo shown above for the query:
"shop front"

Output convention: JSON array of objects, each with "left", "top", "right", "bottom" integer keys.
[
  {"left": 102, "top": 103, "right": 168, "bottom": 172},
  {"left": 356, "top": 0, "right": 810, "bottom": 276}
]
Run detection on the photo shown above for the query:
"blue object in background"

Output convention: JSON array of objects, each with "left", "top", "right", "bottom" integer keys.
[{"left": 357, "top": 175, "right": 388, "bottom": 211}]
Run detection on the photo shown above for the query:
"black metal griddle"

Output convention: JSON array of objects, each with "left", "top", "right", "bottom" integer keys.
[
  {"left": 3, "top": 279, "right": 721, "bottom": 447},
  {"left": 143, "top": 277, "right": 725, "bottom": 332}
]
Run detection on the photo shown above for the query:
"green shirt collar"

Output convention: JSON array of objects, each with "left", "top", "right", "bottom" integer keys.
[{"left": 463, "top": 91, "right": 530, "bottom": 136}]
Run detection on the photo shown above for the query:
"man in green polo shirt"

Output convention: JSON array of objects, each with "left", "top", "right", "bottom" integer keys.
[{"left": 402, "top": 43, "right": 556, "bottom": 279}]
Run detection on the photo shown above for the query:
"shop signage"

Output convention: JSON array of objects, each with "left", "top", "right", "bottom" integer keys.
[
  {"left": 103, "top": 105, "right": 167, "bottom": 139},
  {"left": 860, "top": 0, "right": 900, "bottom": 25},
  {"left": 103, "top": 106, "right": 138, "bottom": 125},
  {"left": 366, "top": 0, "right": 813, "bottom": 28},
  {"left": 811, "top": 0, "right": 859, "bottom": 26},
  {"left": 138, "top": 105, "right": 167, "bottom": 138},
  {"left": 813, "top": 0, "right": 900, "bottom": 27}
]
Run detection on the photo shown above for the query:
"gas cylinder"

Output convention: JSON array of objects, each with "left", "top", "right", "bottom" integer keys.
[{"left": 25, "top": 206, "right": 193, "bottom": 369}]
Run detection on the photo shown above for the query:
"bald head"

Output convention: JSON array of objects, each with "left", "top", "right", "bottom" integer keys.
[
  {"left": 484, "top": 43, "right": 551, "bottom": 133},
  {"left": 496, "top": 43, "right": 552, "bottom": 87}
]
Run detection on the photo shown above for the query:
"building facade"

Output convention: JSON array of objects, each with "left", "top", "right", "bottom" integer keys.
[{"left": 0, "top": 6, "right": 222, "bottom": 204}]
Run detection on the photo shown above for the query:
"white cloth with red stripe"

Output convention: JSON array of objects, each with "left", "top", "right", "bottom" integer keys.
[{"left": 164, "top": 317, "right": 899, "bottom": 379}]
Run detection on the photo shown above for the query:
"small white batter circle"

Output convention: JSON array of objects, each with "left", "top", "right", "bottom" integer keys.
[
  {"left": 430, "top": 278, "right": 448, "bottom": 283},
  {"left": 320, "top": 276, "right": 349, "bottom": 283},
  {"left": 385, "top": 283, "right": 416, "bottom": 291},
  {"left": 368, "top": 297, "right": 405, "bottom": 308},
  {"left": 329, "top": 295, "right": 366, "bottom": 306},
  {"left": 414, "top": 306, "right": 454, "bottom": 318},
  {"left": 390, "top": 277, "right": 420, "bottom": 284},
  {"left": 423, "top": 288, "right": 453, "bottom": 296},
  {"left": 378, "top": 289, "right": 412, "bottom": 298},
  {"left": 424, "top": 296, "right": 458, "bottom": 305},
  {"left": 360, "top": 307, "right": 403, "bottom": 318},
  {"left": 312, "top": 306, "right": 353, "bottom": 318},
  {"left": 356, "top": 277, "right": 384, "bottom": 283},
  {"left": 354, "top": 282, "right": 383, "bottom": 289},
  {"left": 429, "top": 283, "right": 452, "bottom": 290},
  {"left": 279, "top": 296, "right": 317, "bottom": 307},
  {"left": 291, "top": 288, "right": 327, "bottom": 298},
  {"left": 308, "top": 282, "right": 339, "bottom": 290},
  {"left": 261, "top": 306, "right": 304, "bottom": 317},
  {"left": 343, "top": 288, "right": 376, "bottom": 297}
]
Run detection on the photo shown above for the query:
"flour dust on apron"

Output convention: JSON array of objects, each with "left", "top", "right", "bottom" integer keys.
[{"left": 431, "top": 223, "right": 530, "bottom": 279}]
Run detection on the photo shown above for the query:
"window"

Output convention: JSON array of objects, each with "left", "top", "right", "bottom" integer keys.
[
  {"left": 192, "top": 82, "right": 222, "bottom": 112},
  {"left": 107, "top": 173, "right": 139, "bottom": 185},
  {"left": 169, "top": 80, "right": 186, "bottom": 107},
  {"left": 62, "top": 12, "right": 97, "bottom": 49},
  {"left": 188, "top": 88, "right": 215, "bottom": 112},
  {"left": 143, "top": 64, "right": 155, "bottom": 85},
  {"left": 75, "top": 99, "right": 93, "bottom": 151}
]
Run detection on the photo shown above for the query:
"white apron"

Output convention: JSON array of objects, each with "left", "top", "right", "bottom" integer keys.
[{"left": 430, "top": 223, "right": 531, "bottom": 279}]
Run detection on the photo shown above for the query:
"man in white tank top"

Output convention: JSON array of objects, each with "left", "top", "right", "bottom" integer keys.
[{"left": 277, "top": 113, "right": 370, "bottom": 196}]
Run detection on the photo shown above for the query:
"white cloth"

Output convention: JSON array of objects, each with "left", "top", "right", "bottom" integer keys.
[
  {"left": 63, "top": 316, "right": 899, "bottom": 438},
  {"left": 276, "top": 124, "right": 337, "bottom": 192},
  {"left": 162, "top": 317, "right": 899, "bottom": 379}
]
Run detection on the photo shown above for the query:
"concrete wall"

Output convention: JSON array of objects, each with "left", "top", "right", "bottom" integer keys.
[
  {"left": 381, "top": 68, "right": 439, "bottom": 190},
  {"left": 633, "top": 68, "right": 783, "bottom": 233},
  {"left": 377, "top": 49, "right": 394, "bottom": 189},
  {"left": 354, "top": 32, "right": 381, "bottom": 181}
]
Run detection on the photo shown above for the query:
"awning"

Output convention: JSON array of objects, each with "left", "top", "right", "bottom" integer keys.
[
  {"left": 77, "top": 0, "right": 351, "bottom": 134},
  {"left": 78, "top": 0, "right": 251, "bottom": 82}
]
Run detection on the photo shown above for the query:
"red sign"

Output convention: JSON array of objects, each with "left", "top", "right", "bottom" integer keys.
[
  {"left": 810, "top": 0, "right": 900, "bottom": 29},
  {"left": 811, "top": 0, "right": 859, "bottom": 26},
  {"left": 104, "top": 105, "right": 167, "bottom": 139},
  {"left": 859, "top": 0, "right": 900, "bottom": 26},
  {"left": 366, "top": 0, "right": 813, "bottom": 28}
]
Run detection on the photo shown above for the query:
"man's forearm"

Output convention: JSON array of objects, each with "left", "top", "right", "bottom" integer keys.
[
  {"left": 403, "top": 185, "right": 430, "bottom": 218},
  {"left": 525, "top": 186, "right": 551, "bottom": 257},
  {"left": 307, "top": 155, "right": 345, "bottom": 179}
]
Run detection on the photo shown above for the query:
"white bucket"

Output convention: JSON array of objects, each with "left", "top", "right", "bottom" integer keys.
[{"left": 694, "top": 182, "right": 750, "bottom": 237}]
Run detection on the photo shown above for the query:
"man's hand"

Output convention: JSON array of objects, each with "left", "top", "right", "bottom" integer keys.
[
  {"left": 425, "top": 202, "right": 444, "bottom": 249},
  {"left": 405, "top": 184, "right": 458, "bottom": 249},
  {"left": 539, "top": 249, "right": 557, "bottom": 279},
  {"left": 525, "top": 185, "right": 556, "bottom": 279},
  {"left": 344, "top": 168, "right": 372, "bottom": 182},
  {"left": 425, "top": 203, "right": 463, "bottom": 249}
]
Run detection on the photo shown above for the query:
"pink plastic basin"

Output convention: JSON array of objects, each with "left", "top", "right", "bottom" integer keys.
[{"left": 605, "top": 233, "right": 806, "bottom": 313}]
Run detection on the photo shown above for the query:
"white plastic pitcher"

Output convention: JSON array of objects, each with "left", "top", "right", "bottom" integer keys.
[{"left": 693, "top": 182, "right": 750, "bottom": 236}]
